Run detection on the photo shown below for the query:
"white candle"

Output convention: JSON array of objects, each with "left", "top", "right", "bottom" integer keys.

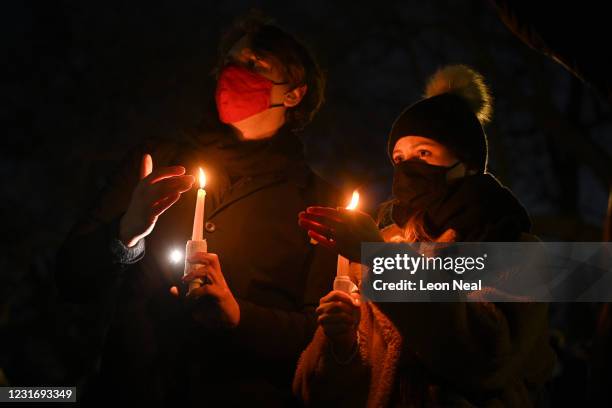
[
  {"left": 336, "top": 255, "right": 350, "bottom": 277},
  {"left": 334, "top": 190, "right": 360, "bottom": 293},
  {"left": 185, "top": 168, "right": 208, "bottom": 292},
  {"left": 191, "top": 168, "right": 206, "bottom": 240},
  {"left": 336, "top": 190, "right": 359, "bottom": 277}
]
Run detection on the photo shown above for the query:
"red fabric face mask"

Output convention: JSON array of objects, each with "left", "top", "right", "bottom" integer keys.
[{"left": 215, "top": 64, "right": 288, "bottom": 124}]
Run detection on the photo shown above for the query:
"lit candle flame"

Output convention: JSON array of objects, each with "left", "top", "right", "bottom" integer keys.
[
  {"left": 199, "top": 168, "right": 206, "bottom": 189},
  {"left": 346, "top": 190, "right": 359, "bottom": 210}
]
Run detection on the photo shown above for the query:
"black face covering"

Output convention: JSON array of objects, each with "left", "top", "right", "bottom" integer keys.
[
  {"left": 392, "top": 159, "right": 460, "bottom": 212},
  {"left": 391, "top": 162, "right": 532, "bottom": 241}
]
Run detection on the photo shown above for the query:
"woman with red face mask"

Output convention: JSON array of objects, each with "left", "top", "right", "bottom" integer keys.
[
  {"left": 293, "top": 65, "right": 556, "bottom": 407},
  {"left": 55, "top": 14, "right": 338, "bottom": 407}
]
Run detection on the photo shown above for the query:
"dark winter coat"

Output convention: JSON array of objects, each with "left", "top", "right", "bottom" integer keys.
[{"left": 55, "top": 125, "right": 338, "bottom": 407}]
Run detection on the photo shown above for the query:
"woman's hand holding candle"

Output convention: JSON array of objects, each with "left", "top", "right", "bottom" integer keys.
[
  {"left": 181, "top": 251, "right": 240, "bottom": 328},
  {"left": 119, "top": 154, "right": 195, "bottom": 247},
  {"left": 317, "top": 290, "right": 361, "bottom": 358},
  {"left": 298, "top": 207, "right": 383, "bottom": 262}
]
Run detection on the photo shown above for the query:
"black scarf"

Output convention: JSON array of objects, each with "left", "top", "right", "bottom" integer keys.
[
  {"left": 392, "top": 173, "right": 532, "bottom": 242},
  {"left": 185, "top": 109, "right": 305, "bottom": 182}
]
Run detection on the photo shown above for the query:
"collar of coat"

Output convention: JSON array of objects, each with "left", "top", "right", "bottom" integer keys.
[{"left": 206, "top": 162, "right": 312, "bottom": 221}]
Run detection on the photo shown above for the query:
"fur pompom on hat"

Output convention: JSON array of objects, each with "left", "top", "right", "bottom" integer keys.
[{"left": 388, "top": 64, "right": 493, "bottom": 172}]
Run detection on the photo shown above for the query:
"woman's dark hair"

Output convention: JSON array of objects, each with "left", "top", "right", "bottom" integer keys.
[{"left": 215, "top": 11, "right": 325, "bottom": 131}]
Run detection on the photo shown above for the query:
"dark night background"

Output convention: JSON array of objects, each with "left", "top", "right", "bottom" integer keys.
[{"left": 1, "top": 0, "right": 611, "bottom": 404}]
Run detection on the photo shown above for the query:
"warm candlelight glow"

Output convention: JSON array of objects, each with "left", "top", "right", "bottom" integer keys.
[
  {"left": 199, "top": 168, "right": 206, "bottom": 189},
  {"left": 346, "top": 190, "right": 360, "bottom": 210}
]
